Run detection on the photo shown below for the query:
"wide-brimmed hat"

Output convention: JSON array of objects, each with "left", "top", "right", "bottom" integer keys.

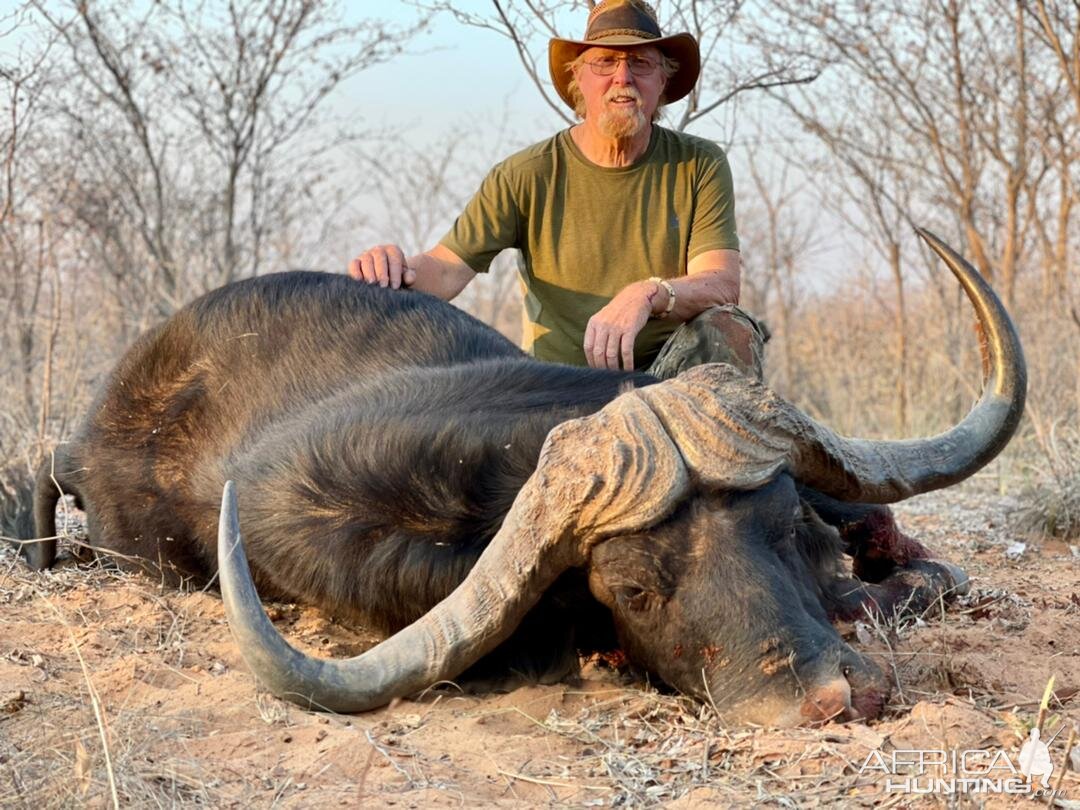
[{"left": 548, "top": 0, "right": 700, "bottom": 111}]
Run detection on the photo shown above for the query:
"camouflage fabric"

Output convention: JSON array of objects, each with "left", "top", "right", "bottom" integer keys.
[{"left": 646, "top": 304, "right": 768, "bottom": 382}]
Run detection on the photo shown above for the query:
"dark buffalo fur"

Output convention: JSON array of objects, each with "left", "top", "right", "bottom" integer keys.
[
  {"left": 1, "top": 271, "right": 934, "bottom": 696},
  {"left": 5, "top": 273, "right": 657, "bottom": 682},
  {"left": 0, "top": 466, "right": 34, "bottom": 545}
]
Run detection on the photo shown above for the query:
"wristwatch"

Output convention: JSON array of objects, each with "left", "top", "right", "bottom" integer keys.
[{"left": 648, "top": 277, "right": 676, "bottom": 319}]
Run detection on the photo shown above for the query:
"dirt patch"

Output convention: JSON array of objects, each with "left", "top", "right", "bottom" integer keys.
[{"left": 2, "top": 483, "right": 1079, "bottom": 807}]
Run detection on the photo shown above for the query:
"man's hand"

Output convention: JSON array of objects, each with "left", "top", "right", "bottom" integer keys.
[
  {"left": 349, "top": 244, "right": 416, "bottom": 289},
  {"left": 584, "top": 281, "right": 657, "bottom": 370}
]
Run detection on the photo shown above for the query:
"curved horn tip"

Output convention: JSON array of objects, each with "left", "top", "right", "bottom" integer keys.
[
  {"left": 790, "top": 225, "right": 1025, "bottom": 502},
  {"left": 218, "top": 480, "right": 242, "bottom": 559},
  {"left": 913, "top": 226, "right": 951, "bottom": 258},
  {"left": 912, "top": 227, "right": 982, "bottom": 285}
]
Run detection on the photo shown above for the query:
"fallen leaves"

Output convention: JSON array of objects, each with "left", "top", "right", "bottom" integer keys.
[{"left": 0, "top": 690, "right": 27, "bottom": 715}]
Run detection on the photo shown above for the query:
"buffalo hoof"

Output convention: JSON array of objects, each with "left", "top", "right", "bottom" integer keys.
[
  {"left": 829, "top": 557, "right": 970, "bottom": 622},
  {"left": 933, "top": 559, "right": 970, "bottom": 596},
  {"left": 899, "top": 558, "right": 970, "bottom": 600}
]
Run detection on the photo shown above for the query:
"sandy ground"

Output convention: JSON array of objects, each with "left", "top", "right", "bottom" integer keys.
[{"left": 2, "top": 481, "right": 1079, "bottom": 808}]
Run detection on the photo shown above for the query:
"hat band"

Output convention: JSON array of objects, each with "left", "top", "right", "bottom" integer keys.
[{"left": 587, "top": 28, "right": 658, "bottom": 42}]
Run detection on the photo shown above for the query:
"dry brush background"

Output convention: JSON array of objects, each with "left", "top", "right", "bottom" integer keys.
[{"left": 2, "top": 1, "right": 1080, "bottom": 806}]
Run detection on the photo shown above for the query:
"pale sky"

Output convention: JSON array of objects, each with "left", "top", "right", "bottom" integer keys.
[{"left": 345, "top": 4, "right": 565, "bottom": 138}]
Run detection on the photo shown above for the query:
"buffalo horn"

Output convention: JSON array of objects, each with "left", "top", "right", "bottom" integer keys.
[
  {"left": 783, "top": 227, "right": 1026, "bottom": 501},
  {"left": 218, "top": 395, "right": 690, "bottom": 711},
  {"left": 636, "top": 227, "right": 1025, "bottom": 503}
]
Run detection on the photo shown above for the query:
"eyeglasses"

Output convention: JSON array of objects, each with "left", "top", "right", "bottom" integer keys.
[{"left": 584, "top": 55, "right": 659, "bottom": 77}]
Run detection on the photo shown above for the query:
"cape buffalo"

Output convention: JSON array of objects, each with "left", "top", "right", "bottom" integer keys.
[{"left": 3, "top": 228, "right": 1025, "bottom": 726}]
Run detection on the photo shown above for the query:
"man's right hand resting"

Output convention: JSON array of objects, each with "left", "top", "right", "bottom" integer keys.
[{"left": 349, "top": 244, "right": 415, "bottom": 289}]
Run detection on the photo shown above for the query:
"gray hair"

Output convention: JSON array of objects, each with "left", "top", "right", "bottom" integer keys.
[{"left": 565, "top": 50, "right": 680, "bottom": 121}]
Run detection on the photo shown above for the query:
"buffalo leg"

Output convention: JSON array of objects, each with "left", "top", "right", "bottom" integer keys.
[
  {"left": 826, "top": 559, "right": 968, "bottom": 623},
  {"left": 798, "top": 486, "right": 930, "bottom": 582}
]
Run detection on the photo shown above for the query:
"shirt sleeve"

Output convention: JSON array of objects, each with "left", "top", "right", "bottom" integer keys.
[
  {"left": 687, "top": 147, "right": 739, "bottom": 259},
  {"left": 439, "top": 162, "right": 521, "bottom": 274}
]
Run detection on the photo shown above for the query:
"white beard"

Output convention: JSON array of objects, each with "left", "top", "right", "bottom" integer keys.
[
  {"left": 598, "top": 104, "right": 647, "bottom": 139},
  {"left": 597, "top": 85, "right": 649, "bottom": 139}
]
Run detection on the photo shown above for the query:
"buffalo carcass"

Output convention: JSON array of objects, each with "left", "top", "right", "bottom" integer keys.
[{"left": 4, "top": 229, "right": 1024, "bottom": 726}]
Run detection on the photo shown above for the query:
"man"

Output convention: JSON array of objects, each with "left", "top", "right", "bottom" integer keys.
[{"left": 350, "top": 0, "right": 765, "bottom": 379}]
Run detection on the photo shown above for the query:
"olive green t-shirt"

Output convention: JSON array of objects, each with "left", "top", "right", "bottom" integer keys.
[{"left": 440, "top": 126, "right": 739, "bottom": 368}]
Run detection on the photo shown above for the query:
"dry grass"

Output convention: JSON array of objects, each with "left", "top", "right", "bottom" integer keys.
[
  {"left": 2, "top": 485, "right": 1080, "bottom": 807},
  {"left": 0, "top": 237, "right": 1077, "bottom": 806},
  {"left": 0, "top": 552, "right": 225, "bottom": 808},
  {"left": 1014, "top": 424, "right": 1080, "bottom": 540}
]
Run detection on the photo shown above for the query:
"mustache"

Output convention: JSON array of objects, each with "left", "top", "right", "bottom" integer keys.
[{"left": 603, "top": 86, "right": 643, "bottom": 105}]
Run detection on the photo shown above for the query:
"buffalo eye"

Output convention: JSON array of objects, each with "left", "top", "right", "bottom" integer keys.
[
  {"left": 782, "top": 507, "right": 801, "bottom": 544},
  {"left": 614, "top": 586, "right": 662, "bottom": 613}
]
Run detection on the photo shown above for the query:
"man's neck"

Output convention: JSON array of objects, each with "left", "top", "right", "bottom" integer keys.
[{"left": 571, "top": 121, "right": 653, "bottom": 168}]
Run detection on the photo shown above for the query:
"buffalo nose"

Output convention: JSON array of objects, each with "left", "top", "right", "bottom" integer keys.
[{"left": 800, "top": 676, "right": 853, "bottom": 723}]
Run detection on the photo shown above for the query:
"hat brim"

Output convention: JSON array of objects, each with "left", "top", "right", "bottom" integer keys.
[{"left": 548, "top": 32, "right": 700, "bottom": 111}]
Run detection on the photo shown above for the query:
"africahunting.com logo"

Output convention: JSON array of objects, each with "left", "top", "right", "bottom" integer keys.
[{"left": 859, "top": 728, "right": 1069, "bottom": 797}]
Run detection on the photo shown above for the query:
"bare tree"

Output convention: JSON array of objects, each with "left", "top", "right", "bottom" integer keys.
[
  {"left": 739, "top": 136, "right": 819, "bottom": 397},
  {"left": 736, "top": 0, "right": 1080, "bottom": 436},
  {"left": 1022, "top": 0, "right": 1079, "bottom": 307},
  {"left": 354, "top": 124, "right": 523, "bottom": 341},
  {"left": 411, "top": 0, "right": 818, "bottom": 133},
  {"left": 1, "top": 3, "right": 429, "bottom": 467},
  {"left": 760, "top": 0, "right": 1080, "bottom": 309},
  {"left": 32, "top": 0, "right": 430, "bottom": 314},
  {"left": 0, "top": 11, "right": 67, "bottom": 461},
  {"left": 1026, "top": 0, "right": 1080, "bottom": 120}
]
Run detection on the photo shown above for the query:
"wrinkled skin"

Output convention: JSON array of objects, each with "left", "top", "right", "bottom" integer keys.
[{"left": 589, "top": 477, "right": 919, "bottom": 724}]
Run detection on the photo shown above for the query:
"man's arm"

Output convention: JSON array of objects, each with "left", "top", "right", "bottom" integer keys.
[
  {"left": 583, "top": 249, "right": 741, "bottom": 370},
  {"left": 662, "top": 248, "right": 741, "bottom": 318},
  {"left": 348, "top": 243, "right": 476, "bottom": 301},
  {"left": 350, "top": 158, "right": 517, "bottom": 302}
]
